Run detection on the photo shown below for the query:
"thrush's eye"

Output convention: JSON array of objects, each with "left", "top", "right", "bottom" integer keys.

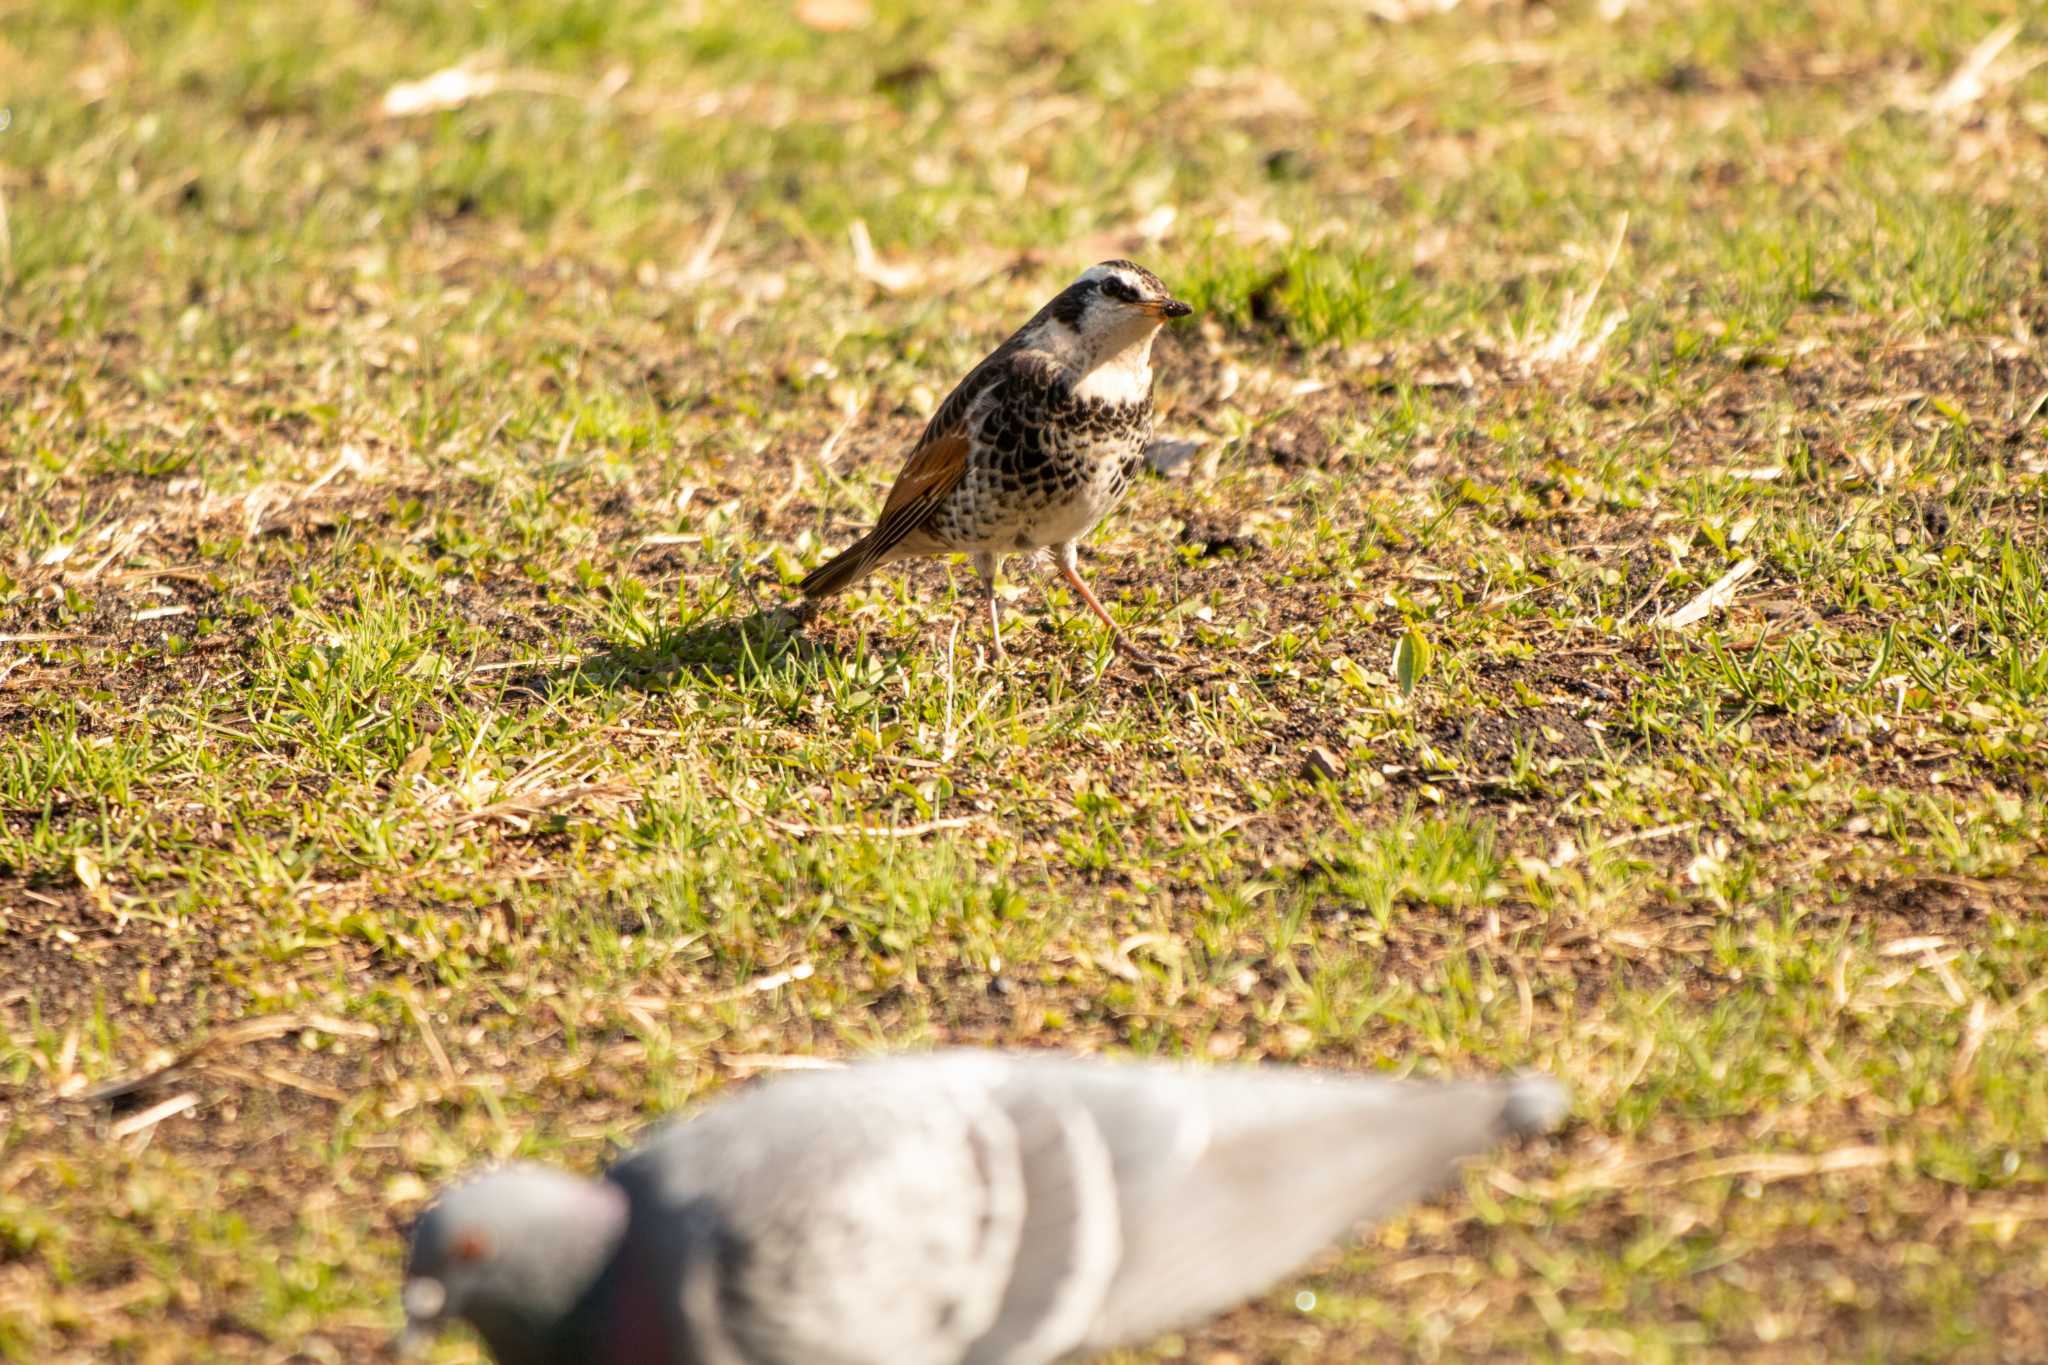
[{"left": 1102, "top": 277, "right": 1139, "bottom": 303}]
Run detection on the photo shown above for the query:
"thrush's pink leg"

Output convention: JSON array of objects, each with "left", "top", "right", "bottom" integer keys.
[
  {"left": 974, "top": 551, "right": 1005, "bottom": 661},
  {"left": 1056, "top": 543, "right": 1160, "bottom": 671}
]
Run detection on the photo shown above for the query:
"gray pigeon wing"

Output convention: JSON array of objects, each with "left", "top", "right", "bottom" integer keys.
[
  {"left": 606, "top": 1064, "right": 1030, "bottom": 1365},
  {"left": 958, "top": 1085, "right": 1121, "bottom": 1365},
  {"left": 600, "top": 1053, "right": 1564, "bottom": 1364},
  {"left": 1035, "top": 1062, "right": 1559, "bottom": 1351}
]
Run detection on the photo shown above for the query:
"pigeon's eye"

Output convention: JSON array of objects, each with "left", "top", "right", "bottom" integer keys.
[{"left": 1103, "top": 277, "right": 1139, "bottom": 303}]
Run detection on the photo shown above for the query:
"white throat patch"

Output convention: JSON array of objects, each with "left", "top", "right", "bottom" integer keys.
[
  {"left": 1071, "top": 341, "right": 1155, "bottom": 405},
  {"left": 1064, "top": 321, "right": 1163, "bottom": 405}
]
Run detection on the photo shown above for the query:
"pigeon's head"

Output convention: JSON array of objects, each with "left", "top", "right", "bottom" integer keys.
[
  {"left": 397, "top": 1164, "right": 629, "bottom": 1362},
  {"left": 1049, "top": 260, "right": 1192, "bottom": 343}
]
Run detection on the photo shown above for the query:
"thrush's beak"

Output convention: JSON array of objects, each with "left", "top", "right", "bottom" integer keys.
[{"left": 1153, "top": 297, "right": 1194, "bottom": 319}]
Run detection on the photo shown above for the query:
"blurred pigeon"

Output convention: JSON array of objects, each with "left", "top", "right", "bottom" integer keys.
[{"left": 398, "top": 1050, "right": 1566, "bottom": 1364}]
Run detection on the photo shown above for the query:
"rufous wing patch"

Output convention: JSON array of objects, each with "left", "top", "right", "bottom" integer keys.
[
  {"left": 861, "top": 425, "right": 971, "bottom": 558},
  {"left": 879, "top": 427, "right": 970, "bottom": 519}
]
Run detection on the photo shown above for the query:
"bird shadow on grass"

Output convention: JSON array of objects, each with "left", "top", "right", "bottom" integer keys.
[{"left": 549, "top": 603, "right": 852, "bottom": 698}]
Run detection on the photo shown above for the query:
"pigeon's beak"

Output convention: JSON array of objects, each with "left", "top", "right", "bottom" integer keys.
[
  {"left": 1152, "top": 297, "right": 1194, "bottom": 319},
  {"left": 392, "top": 1277, "right": 446, "bottom": 1357}
]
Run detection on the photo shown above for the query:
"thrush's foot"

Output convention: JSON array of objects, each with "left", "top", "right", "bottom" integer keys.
[{"left": 1115, "top": 637, "right": 1166, "bottom": 674}]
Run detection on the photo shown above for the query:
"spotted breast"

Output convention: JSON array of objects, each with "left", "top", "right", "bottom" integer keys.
[{"left": 924, "top": 354, "right": 1155, "bottom": 555}]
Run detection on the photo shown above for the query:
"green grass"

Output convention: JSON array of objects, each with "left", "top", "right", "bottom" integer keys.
[{"left": 4, "top": 1, "right": 2048, "bottom": 1361}]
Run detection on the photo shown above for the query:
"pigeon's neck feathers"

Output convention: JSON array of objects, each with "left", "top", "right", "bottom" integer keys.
[{"left": 466, "top": 1179, "right": 631, "bottom": 1365}]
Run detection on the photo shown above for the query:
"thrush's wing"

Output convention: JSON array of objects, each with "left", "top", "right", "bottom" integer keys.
[
  {"left": 800, "top": 302, "right": 1070, "bottom": 599},
  {"left": 865, "top": 344, "right": 1065, "bottom": 558},
  {"left": 796, "top": 409, "right": 977, "bottom": 597},
  {"left": 860, "top": 425, "right": 969, "bottom": 558}
]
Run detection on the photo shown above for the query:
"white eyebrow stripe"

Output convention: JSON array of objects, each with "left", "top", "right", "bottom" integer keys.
[{"left": 1075, "top": 264, "right": 1143, "bottom": 290}]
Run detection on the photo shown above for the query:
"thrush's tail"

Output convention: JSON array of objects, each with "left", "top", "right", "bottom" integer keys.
[{"left": 799, "top": 535, "right": 883, "bottom": 600}]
